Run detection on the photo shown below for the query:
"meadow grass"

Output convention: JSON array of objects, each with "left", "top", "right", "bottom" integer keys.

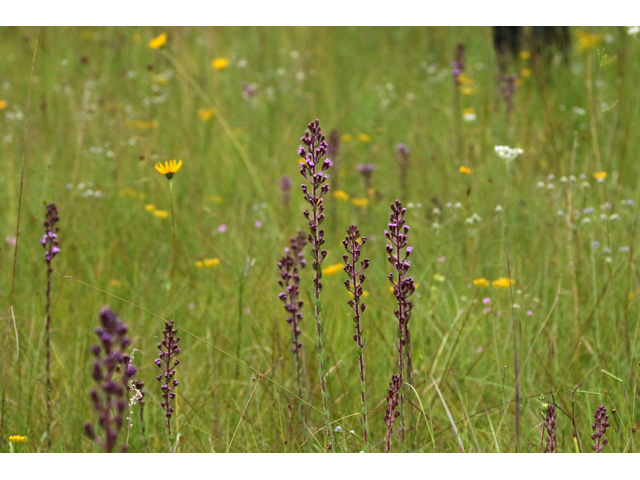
[{"left": 1, "top": 26, "right": 640, "bottom": 452}]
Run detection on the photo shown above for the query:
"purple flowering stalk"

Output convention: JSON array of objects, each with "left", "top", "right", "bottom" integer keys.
[
  {"left": 155, "top": 319, "right": 181, "bottom": 442},
  {"left": 277, "top": 231, "right": 307, "bottom": 399},
  {"left": 298, "top": 119, "right": 335, "bottom": 451},
  {"left": 342, "top": 225, "right": 370, "bottom": 452},
  {"left": 499, "top": 74, "right": 518, "bottom": 121},
  {"left": 591, "top": 405, "right": 610, "bottom": 452},
  {"left": 451, "top": 43, "right": 465, "bottom": 151},
  {"left": 84, "top": 307, "right": 137, "bottom": 453},
  {"left": 385, "top": 200, "right": 416, "bottom": 450},
  {"left": 356, "top": 163, "right": 375, "bottom": 195},
  {"left": 384, "top": 374, "right": 401, "bottom": 453},
  {"left": 395, "top": 144, "right": 410, "bottom": 194},
  {"left": 41, "top": 202, "right": 60, "bottom": 438},
  {"left": 280, "top": 175, "right": 292, "bottom": 207},
  {"left": 327, "top": 129, "right": 340, "bottom": 190},
  {"left": 540, "top": 403, "right": 557, "bottom": 453}
]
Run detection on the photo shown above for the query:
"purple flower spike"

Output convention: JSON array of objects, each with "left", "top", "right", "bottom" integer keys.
[
  {"left": 277, "top": 231, "right": 307, "bottom": 398},
  {"left": 343, "top": 225, "right": 370, "bottom": 451},
  {"left": 299, "top": 119, "right": 334, "bottom": 451},
  {"left": 85, "top": 307, "right": 136, "bottom": 453},
  {"left": 591, "top": 405, "right": 610, "bottom": 452},
  {"left": 541, "top": 403, "right": 557, "bottom": 453},
  {"left": 451, "top": 43, "right": 465, "bottom": 87},
  {"left": 155, "top": 319, "right": 181, "bottom": 436},
  {"left": 385, "top": 200, "right": 416, "bottom": 449},
  {"left": 384, "top": 374, "right": 401, "bottom": 453}
]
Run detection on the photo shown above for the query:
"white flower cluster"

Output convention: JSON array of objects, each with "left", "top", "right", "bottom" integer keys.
[{"left": 494, "top": 145, "right": 524, "bottom": 164}]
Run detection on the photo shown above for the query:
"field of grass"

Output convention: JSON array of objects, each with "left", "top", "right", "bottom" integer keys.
[{"left": 1, "top": 26, "right": 640, "bottom": 453}]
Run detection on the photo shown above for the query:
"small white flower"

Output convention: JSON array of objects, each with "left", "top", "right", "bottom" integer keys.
[
  {"left": 628, "top": 26, "right": 640, "bottom": 36},
  {"left": 495, "top": 205, "right": 504, "bottom": 213},
  {"left": 536, "top": 181, "right": 546, "bottom": 188},
  {"left": 494, "top": 145, "right": 524, "bottom": 164},
  {"left": 334, "top": 426, "right": 343, "bottom": 433},
  {"left": 609, "top": 213, "right": 620, "bottom": 221},
  {"left": 560, "top": 176, "right": 568, "bottom": 183}
]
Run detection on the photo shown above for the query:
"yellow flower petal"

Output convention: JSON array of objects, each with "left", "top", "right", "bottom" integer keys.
[
  {"left": 148, "top": 33, "right": 167, "bottom": 49},
  {"left": 212, "top": 57, "right": 230, "bottom": 70}
]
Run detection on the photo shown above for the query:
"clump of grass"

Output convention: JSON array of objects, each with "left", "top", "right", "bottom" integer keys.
[
  {"left": 342, "top": 225, "right": 370, "bottom": 451},
  {"left": 298, "top": 119, "right": 334, "bottom": 451},
  {"left": 277, "top": 231, "right": 307, "bottom": 399},
  {"left": 84, "top": 307, "right": 137, "bottom": 453}
]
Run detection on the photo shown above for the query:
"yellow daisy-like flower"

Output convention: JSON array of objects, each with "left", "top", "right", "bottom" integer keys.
[
  {"left": 154, "top": 159, "right": 183, "bottom": 180},
  {"left": 492, "top": 277, "right": 515, "bottom": 288},
  {"left": 357, "top": 133, "right": 371, "bottom": 142},
  {"left": 577, "top": 33, "right": 603, "bottom": 51},
  {"left": 148, "top": 32, "right": 167, "bottom": 49},
  {"left": 198, "top": 108, "right": 216, "bottom": 122},
  {"left": 473, "top": 278, "right": 490, "bottom": 287},
  {"left": 459, "top": 166, "right": 471, "bottom": 175},
  {"left": 153, "top": 209, "right": 169, "bottom": 219},
  {"left": 203, "top": 258, "right": 220, "bottom": 268},
  {"left": 322, "top": 263, "right": 344, "bottom": 276},
  {"left": 144, "top": 204, "right": 155, "bottom": 212},
  {"left": 519, "top": 51, "right": 531, "bottom": 60},
  {"left": 212, "top": 57, "right": 230, "bottom": 70},
  {"left": 593, "top": 171, "right": 607, "bottom": 181},
  {"left": 351, "top": 198, "right": 370, "bottom": 207},
  {"left": 0, "top": 100, "right": 7, "bottom": 110},
  {"left": 9, "top": 435, "right": 27, "bottom": 443},
  {"left": 458, "top": 73, "right": 474, "bottom": 86},
  {"left": 195, "top": 260, "right": 204, "bottom": 268},
  {"left": 333, "top": 190, "right": 350, "bottom": 201}
]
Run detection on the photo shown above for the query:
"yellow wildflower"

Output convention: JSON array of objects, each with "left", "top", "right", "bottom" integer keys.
[
  {"left": 473, "top": 278, "right": 490, "bottom": 287},
  {"left": 212, "top": 57, "right": 230, "bottom": 70},
  {"left": 520, "top": 68, "right": 532, "bottom": 78},
  {"left": 357, "top": 133, "right": 371, "bottom": 142},
  {"left": 351, "top": 198, "right": 370, "bottom": 207},
  {"left": 154, "top": 159, "right": 183, "bottom": 180},
  {"left": 458, "top": 73, "right": 474, "bottom": 86},
  {"left": 459, "top": 166, "right": 471, "bottom": 175},
  {"left": 519, "top": 51, "right": 531, "bottom": 60},
  {"left": 148, "top": 32, "right": 167, "bottom": 49},
  {"left": 109, "top": 279, "right": 122, "bottom": 287},
  {"left": 203, "top": 258, "right": 220, "bottom": 268},
  {"left": 152, "top": 209, "right": 169, "bottom": 219},
  {"left": 322, "top": 263, "right": 344, "bottom": 276},
  {"left": 124, "top": 119, "right": 158, "bottom": 130},
  {"left": 593, "top": 171, "right": 607, "bottom": 181},
  {"left": 333, "top": 190, "right": 350, "bottom": 201},
  {"left": 492, "top": 277, "right": 515, "bottom": 288},
  {"left": 0, "top": 100, "right": 7, "bottom": 110},
  {"left": 198, "top": 108, "right": 215, "bottom": 122},
  {"left": 460, "top": 86, "right": 476, "bottom": 96},
  {"left": 577, "top": 33, "right": 603, "bottom": 51},
  {"left": 119, "top": 188, "right": 146, "bottom": 200},
  {"left": 9, "top": 435, "right": 27, "bottom": 443},
  {"left": 341, "top": 133, "right": 353, "bottom": 142},
  {"left": 144, "top": 204, "right": 155, "bottom": 212},
  {"left": 195, "top": 260, "right": 204, "bottom": 268}
]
